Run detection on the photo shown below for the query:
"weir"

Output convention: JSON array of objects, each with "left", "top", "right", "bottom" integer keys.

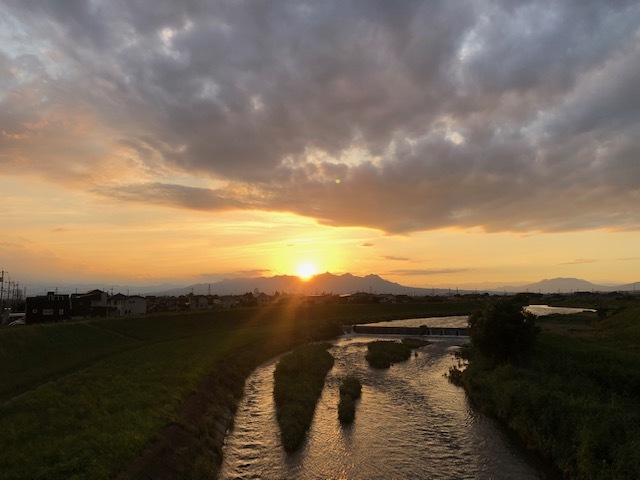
[{"left": 351, "top": 325, "right": 470, "bottom": 337}]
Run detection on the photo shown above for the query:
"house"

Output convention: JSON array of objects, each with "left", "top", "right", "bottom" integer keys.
[
  {"left": 378, "top": 294, "right": 397, "bottom": 304},
  {"left": 123, "top": 295, "right": 147, "bottom": 315},
  {"left": 214, "top": 296, "right": 239, "bottom": 309},
  {"left": 109, "top": 293, "right": 128, "bottom": 315},
  {"left": 255, "top": 292, "right": 272, "bottom": 306},
  {"left": 347, "top": 292, "right": 377, "bottom": 303},
  {"left": 25, "top": 292, "right": 71, "bottom": 323},
  {"left": 110, "top": 294, "right": 147, "bottom": 315},
  {"left": 71, "top": 289, "right": 109, "bottom": 317},
  {"left": 190, "top": 295, "right": 209, "bottom": 310},
  {"left": 305, "top": 294, "right": 333, "bottom": 305}
]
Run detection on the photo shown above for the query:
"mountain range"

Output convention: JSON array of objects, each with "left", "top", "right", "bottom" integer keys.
[
  {"left": 152, "top": 274, "right": 639, "bottom": 296},
  {"left": 155, "top": 273, "right": 442, "bottom": 296},
  {"left": 498, "top": 277, "right": 639, "bottom": 294}
]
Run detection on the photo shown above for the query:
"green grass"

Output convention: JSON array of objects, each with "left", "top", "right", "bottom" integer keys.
[
  {"left": 0, "top": 322, "right": 136, "bottom": 403},
  {"left": 536, "top": 311, "right": 597, "bottom": 326},
  {"left": 459, "top": 304, "right": 640, "bottom": 479},
  {"left": 0, "top": 305, "right": 344, "bottom": 479},
  {"left": 0, "top": 301, "right": 474, "bottom": 478}
]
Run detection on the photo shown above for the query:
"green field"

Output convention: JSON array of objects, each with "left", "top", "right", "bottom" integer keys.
[
  {"left": 459, "top": 302, "right": 640, "bottom": 479},
  {"left": 0, "top": 301, "right": 474, "bottom": 479}
]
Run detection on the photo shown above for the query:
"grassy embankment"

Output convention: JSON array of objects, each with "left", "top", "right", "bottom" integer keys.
[
  {"left": 0, "top": 300, "right": 474, "bottom": 479},
  {"left": 458, "top": 303, "right": 640, "bottom": 479},
  {"left": 273, "top": 343, "right": 334, "bottom": 451}
]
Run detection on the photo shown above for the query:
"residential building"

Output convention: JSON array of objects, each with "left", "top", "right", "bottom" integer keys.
[
  {"left": 25, "top": 292, "right": 71, "bottom": 323},
  {"left": 71, "top": 289, "right": 109, "bottom": 317}
]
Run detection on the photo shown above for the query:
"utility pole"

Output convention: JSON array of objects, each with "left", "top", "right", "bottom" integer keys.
[{"left": 0, "top": 270, "right": 4, "bottom": 311}]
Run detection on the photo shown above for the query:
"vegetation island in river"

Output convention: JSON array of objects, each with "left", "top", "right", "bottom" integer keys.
[{"left": 273, "top": 342, "right": 335, "bottom": 452}]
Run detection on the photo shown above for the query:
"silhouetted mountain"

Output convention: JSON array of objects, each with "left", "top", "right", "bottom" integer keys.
[
  {"left": 498, "top": 277, "right": 640, "bottom": 294},
  {"left": 154, "top": 272, "right": 448, "bottom": 296}
]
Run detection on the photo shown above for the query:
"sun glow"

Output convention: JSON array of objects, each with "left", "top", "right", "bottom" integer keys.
[{"left": 296, "top": 262, "right": 318, "bottom": 280}]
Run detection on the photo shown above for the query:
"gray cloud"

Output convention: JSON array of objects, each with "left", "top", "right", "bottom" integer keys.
[
  {"left": 387, "top": 268, "right": 469, "bottom": 276},
  {"left": 2, "top": 1, "right": 640, "bottom": 233},
  {"left": 558, "top": 259, "right": 596, "bottom": 265},
  {"left": 198, "top": 269, "right": 272, "bottom": 282},
  {"left": 382, "top": 256, "right": 411, "bottom": 262},
  {"left": 94, "top": 183, "right": 250, "bottom": 211}
]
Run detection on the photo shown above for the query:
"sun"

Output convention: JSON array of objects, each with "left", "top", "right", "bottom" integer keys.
[{"left": 296, "top": 261, "right": 318, "bottom": 280}]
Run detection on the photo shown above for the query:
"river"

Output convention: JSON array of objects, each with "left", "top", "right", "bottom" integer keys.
[{"left": 220, "top": 317, "right": 552, "bottom": 479}]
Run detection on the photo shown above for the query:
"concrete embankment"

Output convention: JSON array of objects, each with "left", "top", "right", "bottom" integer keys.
[{"left": 352, "top": 325, "right": 469, "bottom": 336}]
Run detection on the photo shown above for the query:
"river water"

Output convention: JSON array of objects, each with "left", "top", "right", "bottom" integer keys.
[{"left": 220, "top": 317, "right": 551, "bottom": 480}]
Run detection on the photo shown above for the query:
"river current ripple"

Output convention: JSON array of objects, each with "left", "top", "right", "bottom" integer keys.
[{"left": 220, "top": 318, "right": 547, "bottom": 480}]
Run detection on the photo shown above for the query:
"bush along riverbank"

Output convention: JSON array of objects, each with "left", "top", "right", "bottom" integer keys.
[
  {"left": 338, "top": 376, "right": 362, "bottom": 424},
  {"left": 273, "top": 342, "right": 335, "bottom": 452},
  {"left": 453, "top": 300, "right": 640, "bottom": 479}
]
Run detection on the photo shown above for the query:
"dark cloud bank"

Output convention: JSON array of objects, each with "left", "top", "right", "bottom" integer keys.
[{"left": 2, "top": 0, "right": 640, "bottom": 233}]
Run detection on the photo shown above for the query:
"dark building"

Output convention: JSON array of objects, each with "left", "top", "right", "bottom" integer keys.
[
  {"left": 71, "top": 289, "right": 110, "bottom": 317},
  {"left": 25, "top": 292, "right": 71, "bottom": 323}
]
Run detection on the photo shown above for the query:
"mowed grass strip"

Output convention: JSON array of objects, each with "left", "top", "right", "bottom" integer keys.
[
  {"left": 0, "top": 322, "right": 138, "bottom": 403},
  {"left": 0, "top": 327, "right": 241, "bottom": 479}
]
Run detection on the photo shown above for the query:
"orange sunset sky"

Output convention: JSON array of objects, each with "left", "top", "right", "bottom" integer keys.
[{"left": 1, "top": 1, "right": 639, "bottom": 290}]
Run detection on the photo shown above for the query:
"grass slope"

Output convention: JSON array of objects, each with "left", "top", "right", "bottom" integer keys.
[{"left": 460, "top": 305, "right": 640, "bottom": 479}]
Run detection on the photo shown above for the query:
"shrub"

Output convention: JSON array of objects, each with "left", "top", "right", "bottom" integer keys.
[
  {"left": 338, "top": 394, "right": 356, "bottom": 424},
  {"left": 468, "top": 300, "right": 538, "bottom": 364},
  {"left": 338, "top": 376, "right": 362, "bottom": 424},
  {"left": 339, "top": 376, "right": 362, "bottom": 399}
]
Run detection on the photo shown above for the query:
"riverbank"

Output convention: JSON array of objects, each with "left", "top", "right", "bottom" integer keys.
[
  {"left": 458, "top": 305, "right": 640, "bottom": 479},
  {"left": 0, "top": 301, "right": 476, "bottom": 479}
]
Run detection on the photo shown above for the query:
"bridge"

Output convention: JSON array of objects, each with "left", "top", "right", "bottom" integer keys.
[{"left": 350, "top": 325, "right": 469, "bottom": 337}]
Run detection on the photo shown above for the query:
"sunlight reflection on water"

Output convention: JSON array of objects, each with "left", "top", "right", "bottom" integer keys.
[{"left": 525, "top": 305, "right": 596, "bottom": 316}]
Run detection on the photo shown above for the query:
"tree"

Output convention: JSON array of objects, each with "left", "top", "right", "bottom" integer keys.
[{"left": 468, "top": 300, "right": 539, "bottom": 364}]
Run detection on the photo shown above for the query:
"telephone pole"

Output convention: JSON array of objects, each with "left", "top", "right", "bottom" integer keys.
[{"left": 0, "top": 270, "right": 4, "bottom": 311}]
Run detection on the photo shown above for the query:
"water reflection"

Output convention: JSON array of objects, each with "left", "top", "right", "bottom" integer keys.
[
  {"left": 525, "top": 305, "right": 596, "bottom": 316},
  {"left": 220, "top": 328, "right": 546, "bottom": 479}
]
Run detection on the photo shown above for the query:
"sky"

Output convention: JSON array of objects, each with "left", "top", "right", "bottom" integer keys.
[{"left": 1, "top": 0, "right": 640, "bottom": 291}]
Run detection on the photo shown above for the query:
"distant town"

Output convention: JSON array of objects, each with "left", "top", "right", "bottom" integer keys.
[{"left": 3, "top": 278, "right": 639, "bottom": 326}]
